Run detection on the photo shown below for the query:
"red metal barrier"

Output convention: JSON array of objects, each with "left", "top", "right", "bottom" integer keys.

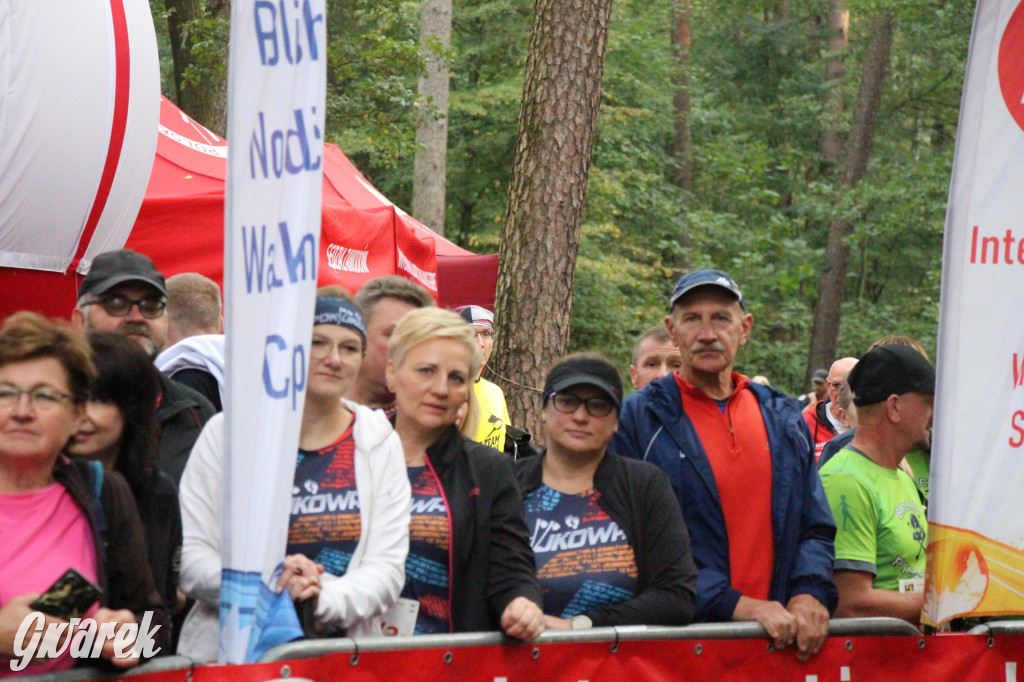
[{"left": 95, "top": 633, "right": 1023, "bottom": 682}]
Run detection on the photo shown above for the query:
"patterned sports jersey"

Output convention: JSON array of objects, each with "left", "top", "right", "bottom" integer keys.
[
  {"left": 524, "top": 484, "right": 638, "bottom": 619},
  {"left": 286, "top": 424, "right": 361, "bottom": 577},
  {"left": 401, "top": 465, "right": 452, "bottom": 634}
]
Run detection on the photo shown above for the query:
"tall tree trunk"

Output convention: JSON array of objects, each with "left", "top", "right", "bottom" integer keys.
[
  {"left": 412, "top": 0, "right": 452, "bottom": 235},
  {"left": 820, "top": 0, "right": 849, "bottom": 169},
  {"left": 490, "top": 0, "right": 614, "bottom": 441},
  {"left": 671, "top": 0, "right": 693, "bottom": 192},
  {"left": 165, "top": 0, "right": 230, "bottom": 135},
  {"left": 806, "top": 11, "right": 893, "bottom": 382}
]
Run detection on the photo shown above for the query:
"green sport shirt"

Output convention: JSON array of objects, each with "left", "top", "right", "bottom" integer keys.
[
  {"left": 819, "top": 447, "right": 928, "bottom": 591},
  {"left": 904, "top": 449, "right": 930, "bottom": 503}
]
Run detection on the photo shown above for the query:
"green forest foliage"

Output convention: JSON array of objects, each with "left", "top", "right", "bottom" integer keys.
[{"left": 153, "top": 0, "right": 972, "bottom": 396}]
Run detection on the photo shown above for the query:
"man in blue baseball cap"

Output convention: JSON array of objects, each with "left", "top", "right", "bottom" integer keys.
[{"left": 612, "top": 269, "right": 837, "bottom": 662}]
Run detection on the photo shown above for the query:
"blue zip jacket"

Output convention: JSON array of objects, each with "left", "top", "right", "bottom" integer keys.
[{"left": 610, "top": 373, "right": 838, "bottom": 622}]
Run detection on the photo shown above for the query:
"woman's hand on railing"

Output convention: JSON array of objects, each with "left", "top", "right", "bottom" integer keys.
[{"left": 500, "top": 597, "right": 546, "bottom": 641}]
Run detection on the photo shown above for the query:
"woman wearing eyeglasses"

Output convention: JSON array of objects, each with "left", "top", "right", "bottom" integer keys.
[
  {"left": 177, "top": 288, "right": 410, "bottom": 662},
  {"left": 515, "top": 353, "right": 698, "bottom": 630},
  {"left": 386, "top": 307, "right": 544, "bottom": 639},
  {"left": 0, "top": 313, "right": 167, "bottom": 675}
]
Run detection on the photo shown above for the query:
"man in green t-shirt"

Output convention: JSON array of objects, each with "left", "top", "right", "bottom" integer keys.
[{"left": 819, "top": 344, "right": 934, "bottom": 625}]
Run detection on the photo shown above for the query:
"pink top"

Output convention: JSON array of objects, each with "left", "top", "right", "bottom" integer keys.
[{"left": 0, "top": 482, "right": 99, "bottom": 676}]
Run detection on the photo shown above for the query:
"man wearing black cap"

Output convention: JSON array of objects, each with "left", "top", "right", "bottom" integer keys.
[
  {"left": 819, "top": 344, "right": 934, "bottom": 624},
  {"left": 798, "top": 368, "right": 829, "bottom": 409},
  {"left": 72, "top": 249, "right": 215, "bottom": 485},
  {"left": 612, "top": 269, "right": 836, "bottom": 662}
]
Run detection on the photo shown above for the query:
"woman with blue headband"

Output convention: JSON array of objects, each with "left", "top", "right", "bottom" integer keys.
[{"left": 177, "top": 286, "right": 410, "bottom": 661}]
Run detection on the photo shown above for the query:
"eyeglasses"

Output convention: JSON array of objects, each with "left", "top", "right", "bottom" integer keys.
[
  {"left": 827, "top": 379, "right": 843, "bottom": 389},
  {"left": 80, "top": 294, "right": 166, "bottom": 319},
  {"left": 475, "top": 329, "right": 494, "bottom": 340},
  {"left": 549, "top": 392, "right": 615, "bottom": 418},
  {"left": 0, "top": 385, "right": 74, "bottom": 412}
]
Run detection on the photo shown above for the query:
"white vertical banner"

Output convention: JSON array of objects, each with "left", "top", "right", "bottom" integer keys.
[
  {"left": 924, "top": 0, "right": 1024, "bottom": 626},
  {"left": 220, "top": 0, "right": 326, "bottom": 662}
]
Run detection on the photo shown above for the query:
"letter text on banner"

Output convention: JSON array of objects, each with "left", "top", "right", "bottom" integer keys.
[
  {"left": 924, "top": 0, "right": 1024, "bottom": 626},
  {"left": 220, "top": 0, "right": 327, "bottom": 663}
]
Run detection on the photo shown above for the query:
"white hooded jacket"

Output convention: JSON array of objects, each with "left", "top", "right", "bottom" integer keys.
[{"left": 177, "top": 401, "right": 410, "bottom": 661}]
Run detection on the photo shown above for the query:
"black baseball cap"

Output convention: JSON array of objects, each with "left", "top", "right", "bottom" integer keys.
[
  {"left": 543, "top": 355, "right": 623, "bottom": 409},
  {"left": 669, "top": 269, "right": 745, "bottom": 310},
  {"left": 79, "top": 249, "right": 167, "bottom": 298},
  {"left": 847, "top": 344, "right": 935, "bottom": 407}
]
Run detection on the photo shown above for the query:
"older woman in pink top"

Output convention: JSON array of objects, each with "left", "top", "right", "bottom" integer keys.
[{"left": 0, "top": 312, "right": 165, "bottom": 676}]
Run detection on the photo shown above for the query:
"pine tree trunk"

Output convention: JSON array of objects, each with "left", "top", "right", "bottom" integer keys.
[
  {"left": 806, "top": 11, "right": 893, "bottom": 381},
  {"left": 165, "top": 0, "right": 229, "bottom": 135},
  {"left": 490, "top": 0, "right": 614, "bottom": 442},
  {"left": 412, "top": 0, "right": 452, "bottom": 235},
  {"left": 820, "top": 0, "right": 848, "bottom": 169}
]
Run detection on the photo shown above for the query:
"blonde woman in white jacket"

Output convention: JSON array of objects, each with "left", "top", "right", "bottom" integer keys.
[{"left": 177, "top": 288, "right": 410, "bottom": 661}]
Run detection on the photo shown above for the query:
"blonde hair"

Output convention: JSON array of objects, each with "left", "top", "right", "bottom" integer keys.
[
  {"left": 388, "top": 308, "right": 483, "bottom": 437},
  {"left": 166, "top": 273, "right": 222, "bottom": 338}
]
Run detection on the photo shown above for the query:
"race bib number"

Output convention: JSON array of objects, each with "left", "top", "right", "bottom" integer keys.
[
  {"left": 899, "top": 578, "right": 925, "bottom": 593},
  {"left": 380, "top": 598, "right": 419, "bottom": 636}
]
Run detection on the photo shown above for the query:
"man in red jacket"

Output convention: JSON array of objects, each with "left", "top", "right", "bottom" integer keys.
[{"left": 804, "top": 357, "right": 857, "bottom": 461}]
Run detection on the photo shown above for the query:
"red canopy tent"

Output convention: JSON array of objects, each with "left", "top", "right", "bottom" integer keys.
[{"left": 0, "top": 96, "right": 497, "bottom": 320}]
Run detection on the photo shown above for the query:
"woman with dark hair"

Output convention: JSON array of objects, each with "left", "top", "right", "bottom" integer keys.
[
  {"left": 516, "top": 353, "right": 697, "bottom": 629},
  {"left": 0, "top": 313, "right": 166, "bottom": 675},
  {"left": 67, "top": 331, "right": 182, "bottom": 624}
]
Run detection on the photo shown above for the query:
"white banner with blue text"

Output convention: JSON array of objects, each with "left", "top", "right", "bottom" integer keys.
[{"left": 220, "top": 0, "right": 327, "bottom": 663}]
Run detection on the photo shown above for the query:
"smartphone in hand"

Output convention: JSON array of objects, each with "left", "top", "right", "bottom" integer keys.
[{"left": 30, "top": 569, "right": 103, "bottom": 620}]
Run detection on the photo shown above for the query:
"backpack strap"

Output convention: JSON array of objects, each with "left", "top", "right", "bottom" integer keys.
[{"left": 85, "top": 460, "right": 109, "bottom": 567}]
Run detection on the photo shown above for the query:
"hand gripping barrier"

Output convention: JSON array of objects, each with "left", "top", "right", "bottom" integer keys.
[
  {"left": 1, "top": 618, "right": 959, "bottom": 680},
  {"left": 256, "top": 616, "right": 921, "bottom": 662}
]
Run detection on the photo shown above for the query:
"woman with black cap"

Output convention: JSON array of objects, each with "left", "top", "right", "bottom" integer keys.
[
  {"left": 177, "top": 287, "right": 410, "bottom": 661},
  {"left": 516, "top": 352, "right": 698, "bottom": 629}
]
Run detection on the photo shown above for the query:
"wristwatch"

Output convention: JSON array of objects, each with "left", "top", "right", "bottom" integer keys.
[{"left": 571, "top": 614, "right": 593, "bottom": 630}]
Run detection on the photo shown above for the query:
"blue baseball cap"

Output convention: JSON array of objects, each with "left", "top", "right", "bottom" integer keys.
[{"left": 669, "top": 269, "right": 745, "bottom": 310}]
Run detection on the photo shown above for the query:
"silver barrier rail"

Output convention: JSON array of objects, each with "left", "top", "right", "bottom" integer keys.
[
  {"left": 9, "top": 618, "right": 923, "bottom": 677},
  {"left": 968, "top": 620, "right": 1024, "bottom": 636},
  {"left": 257, "top": 616, "right": 921, "bottom": 663}
]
